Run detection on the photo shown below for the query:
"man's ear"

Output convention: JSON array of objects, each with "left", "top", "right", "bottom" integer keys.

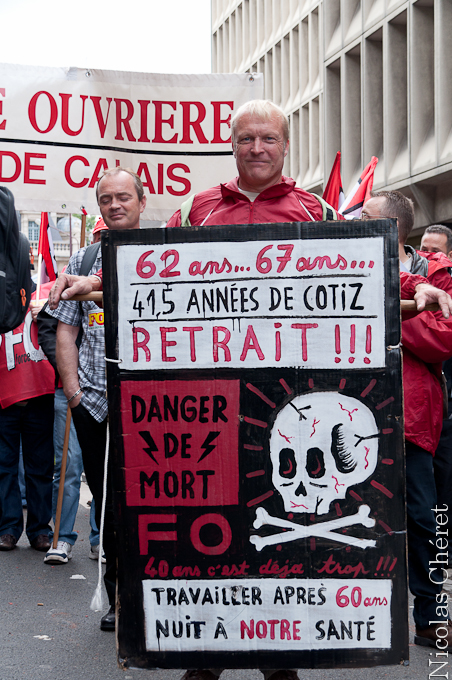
[
  {"left": 448, "top": 250, "right": 452, "bottom": 261},
  {"left": 232, "top": 140, "right": 236, "bottom": 158},
  {"left": 284, "top": 140, "right": 289, "bottom": 157},
  {"left": 140, "top": 195, "right": 147, "bottom": 213}
]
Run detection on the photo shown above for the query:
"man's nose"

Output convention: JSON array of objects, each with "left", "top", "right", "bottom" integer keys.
[{"left": 250, "top": 137, "right": 264, "bottom": 153}]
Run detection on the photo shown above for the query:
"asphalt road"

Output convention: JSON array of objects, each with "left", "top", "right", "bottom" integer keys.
[{"left": 0, "top": 485, "right": 448, "bottom": 680}]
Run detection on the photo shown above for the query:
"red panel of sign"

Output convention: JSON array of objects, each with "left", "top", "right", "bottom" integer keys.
[{"left": 121, "top": 379, "right": 240, "bottom": 507}]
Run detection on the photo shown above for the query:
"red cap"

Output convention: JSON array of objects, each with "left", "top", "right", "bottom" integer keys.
[{"left": 93, "top": 218, "right": 108, "bottom": 235}]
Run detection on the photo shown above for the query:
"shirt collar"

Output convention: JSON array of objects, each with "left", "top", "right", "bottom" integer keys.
[{"left": 220, "top": 175, "right": 296, "bottom": 201}]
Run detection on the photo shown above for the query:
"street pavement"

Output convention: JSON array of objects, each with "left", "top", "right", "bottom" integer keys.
[{"left": 0, "top": 483, "right": 449, "bottom": 680}]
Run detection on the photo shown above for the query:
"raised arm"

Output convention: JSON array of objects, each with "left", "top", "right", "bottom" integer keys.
[
  {"left": 48, "top": 273, "right": 102, "bottom": 310},
  {"left": 56, "top": 321, "right": 83, "bottom": 408}
]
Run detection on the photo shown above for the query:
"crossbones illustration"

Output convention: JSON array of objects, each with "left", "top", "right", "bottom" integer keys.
[
  {"left": 248, "top": 391, "right": 380, "bottom": 551},
  {"left": 250, "top": 504, "right": 376, "bottom": 551}
]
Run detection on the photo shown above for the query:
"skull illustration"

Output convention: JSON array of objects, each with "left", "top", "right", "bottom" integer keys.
[{"left": 269, "top": 392, "right": 379, "bottom": 515}]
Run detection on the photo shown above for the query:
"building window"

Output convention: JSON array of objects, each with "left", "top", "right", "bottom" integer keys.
[{"left": 28, "top": 220, "right": 39, "bottom": 241}]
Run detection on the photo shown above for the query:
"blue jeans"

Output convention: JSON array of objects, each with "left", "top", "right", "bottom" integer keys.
[
  {"left": 51, "top": 388, "right": 99, "bottom": 546},
  {"left": 0, "top": 395, "right": 54, "bottom": 541},
  {"left": 406, "top": 441, "right": 448, "bottom": 628}
]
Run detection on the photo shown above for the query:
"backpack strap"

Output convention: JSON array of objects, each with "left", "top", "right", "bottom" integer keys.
[
  {"left": 180, "top": 194, "right": 196, "bottom": 227},
  {"left": 314, "top": 195, "right": 338, "bottom": 221},
  {"left": 75, "top": 242, "right": 101, "bottom": 348},
  {"left": 79, "top": 242, "right": 101, "bottom": 277}
]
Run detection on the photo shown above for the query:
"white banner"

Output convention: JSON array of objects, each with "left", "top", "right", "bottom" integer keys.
[
  {"left": 142, "top": 578, "right": 392, "bottom": 652},
  {"left": 0, "top": 64, "right": 263, "bottom": 218},
  {"left": 116, "top": 237, "right": 386, "bottom": 370}
]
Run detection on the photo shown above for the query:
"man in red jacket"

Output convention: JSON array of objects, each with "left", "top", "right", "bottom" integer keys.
[
  {"left": 49, "top": 100, "right": 341, "bottom": 309},
  {"left": 363, "top": 191, "right": 452, "bottom": 649},
  {"left": 167, "top": 99, "right": 337, "bottom": 229},
  {"left": 420, "top": 225, "right": 452, "bottom": 571}
]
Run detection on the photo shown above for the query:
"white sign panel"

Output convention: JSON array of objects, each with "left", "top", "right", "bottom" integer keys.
[
  {"left": 143, "top": 578, "right": 392, "bottom": 652},
  {"left": 0, "top": 64, "right": 263, "bottom": 217},
  {"left": 116, "top": 237, "right": 385, "bottom": 370}
]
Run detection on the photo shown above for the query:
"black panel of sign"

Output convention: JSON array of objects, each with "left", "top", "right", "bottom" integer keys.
[{"left": 102, "top": 221, "right": 407, "bottom": 670}]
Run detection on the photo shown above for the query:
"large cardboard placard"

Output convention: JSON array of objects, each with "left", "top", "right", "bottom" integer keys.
[
  {"left": 103, "top": 220, "right": 408, "bottom": 670},
  {"left": 0, "top": 64, "right": 263, "bottom": 218}
]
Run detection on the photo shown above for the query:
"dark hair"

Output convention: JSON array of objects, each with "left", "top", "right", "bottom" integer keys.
[
  {"left": 96, "top": 166, "right": 144, "bottom": 203},
  {"left": 370, "top": 190, "right": 414, "bottom": 243},
  {"left": 423, "top": 224, "right": 452, "bottom": 253}
]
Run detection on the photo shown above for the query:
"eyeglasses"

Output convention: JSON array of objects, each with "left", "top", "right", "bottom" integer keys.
[{"left": 361, "top": 211, "right": 386, "bottom": 219}]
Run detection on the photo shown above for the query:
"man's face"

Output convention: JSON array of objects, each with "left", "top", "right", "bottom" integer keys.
[
  {"left": 233, "top": 112, "right": 289, "bottom": 193},
  {"left": 420, "top": 232, "right": 451, "bottom": 258},
  {"left": 97, "top": 171, "right": 146, "bottom": 230},
  {"left": 361, "top": 197, "right": 387, "bottom": 221}
]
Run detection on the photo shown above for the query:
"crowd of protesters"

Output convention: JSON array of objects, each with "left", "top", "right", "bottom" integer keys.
[{"left": 1, "top": 100, "right": 452, "bottom": 680}]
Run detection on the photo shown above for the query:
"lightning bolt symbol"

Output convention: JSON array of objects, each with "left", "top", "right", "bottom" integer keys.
[
  {"left": 198, "top": 431, "right": 221, "bottom": 463},
  {"left": 138, "top": 431, "right": 159, "bottom": 464}
]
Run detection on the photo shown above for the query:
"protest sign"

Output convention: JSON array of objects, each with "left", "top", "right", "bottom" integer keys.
[
  {"left": 0, "top": 64, "right": 263, "bottom": 218},
  {"left": 103, "top": 220, "right": 408, "bottom": 669}
]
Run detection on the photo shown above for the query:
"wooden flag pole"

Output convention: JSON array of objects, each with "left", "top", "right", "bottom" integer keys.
[
  {"left": 53, "top": 208, "right": 87, "bottom": 548},
  {"left": 52, "top": 408, "right": 72, "bottom": 549},
  {"left": 72, "top": 294, "right": 438, "bottom": 313}
]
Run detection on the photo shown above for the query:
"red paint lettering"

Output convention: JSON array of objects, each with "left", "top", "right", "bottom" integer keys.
[
  {"left": 213, "top": 326, "right": 231, "bottom": 362},
  {"left": 28, "top": 91, "right": 58, "bottom": 133},
  {"left": 240, "top": 325, "right": 265, "bottom": 361},
  {"left": 291, "top": 323, "right": 319, "bottom": 362},
  {"left": 0, "top": 88, "right": 6, "bottom": 130},
  {"left": 152, "top": 101, "right": 178, "bottom": 143},
  {"left": 167, "top": 163, "right": 191, "bottom": 196},
  {"left": 88, "top": 157, "right": 109, "bottom": 188},
  {"left": 90, "top": 96, "right": 112, "bottom": 138},
  {"left": 114, "top": 98, "right": 136, "bottom": 141},
  {"left": 137, "top": 162, "right": 156, "bottom": 194},
  {"left": 24, "top": 153, "right": 46, "bottom": 185},
  {"left": 180, "top": 101, "right": 208, "bottom": 144},
  {"left": 0, "top": 151, "right": 21, "bottom": 182},
  {"left": 60, "top": 93, "right": 88, "bottom": 136},
  {"left": 190, "top": 513, "right": 232, "bottom": 555},
  {"left": 138, "top": 99, "right": 151, "bottom": 142},
  {"left": 160, "top": 327, "right": 177, "bottom": 362},
  {"left": 182, "top": 326, "right": 203, "bottom": 362},
  {"left": 211, "top": 101, "right": 233, "bottom": 143},
  {"left": 138, "top": 514, "right": 177, "bottom": 555},
  {"left": 133, "top": 326, "right": 151, "bottom": 362},
  {"left": 64, "top": 155, "right": 89, "bottom": 188}
]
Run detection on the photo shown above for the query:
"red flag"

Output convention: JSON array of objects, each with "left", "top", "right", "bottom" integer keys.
[
  {"left": 322, "top": 151, "right": 344, "bottom": 211},
  {"left": 37, "top": 212, "right": 58, "bottom": 284},
  {"left": 339, "top": 157, "right": 378, "bottom": 219}
]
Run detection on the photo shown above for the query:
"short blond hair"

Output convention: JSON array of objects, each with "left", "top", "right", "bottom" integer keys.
[{"left": 231, "top": 99, "right": 289, "bottom": 144}]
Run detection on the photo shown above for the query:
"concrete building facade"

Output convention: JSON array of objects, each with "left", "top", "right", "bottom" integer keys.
[{"left": 211, "top": 0, "right": 452, "bottom": 241}]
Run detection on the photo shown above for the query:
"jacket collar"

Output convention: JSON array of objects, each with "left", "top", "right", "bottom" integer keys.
[
  {"left": 404, "top": 245, "right": 429, "bottom": 277},
  {"left": 220, "top": 175, "right": 296, "bottom": 202}
]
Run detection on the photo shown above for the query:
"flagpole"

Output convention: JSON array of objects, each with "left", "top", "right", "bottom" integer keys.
[
  {"left": 35, "top": 254, "right": 42, "bottom": 303},
  {"left": 53, "top": 207, "right": 87, "bottom": 549},
  {"left": 80, "top": 207, "right": 86, "bottom": 248}
]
